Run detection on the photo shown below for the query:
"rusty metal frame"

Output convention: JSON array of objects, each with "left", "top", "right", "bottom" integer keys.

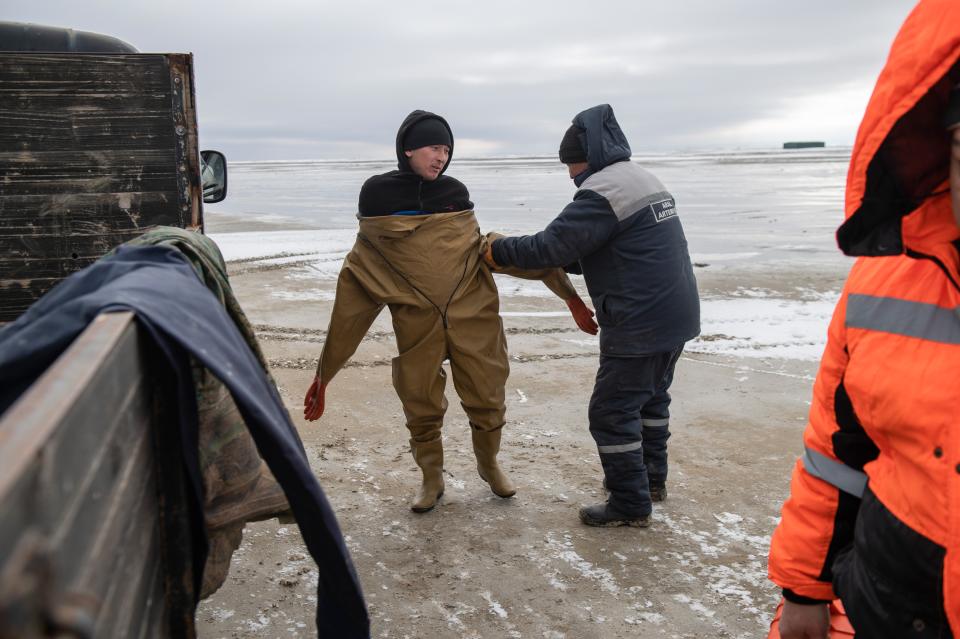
[{"left": 167, "top": 54, "right": 203, "bottom": 232}]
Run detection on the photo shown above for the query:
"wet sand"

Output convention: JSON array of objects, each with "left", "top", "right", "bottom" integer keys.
[{"left": 196, "top": 212, "right": 839, "bottom": 639}]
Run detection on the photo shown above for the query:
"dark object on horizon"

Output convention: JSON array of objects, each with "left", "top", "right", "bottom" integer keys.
[{"left": 783, "top": 141, "right": 826, "bottom": 149}]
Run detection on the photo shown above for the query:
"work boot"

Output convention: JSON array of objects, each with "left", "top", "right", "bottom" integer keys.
[
  {"left": 411, "top": 439, "right": 445, "bottom": 513},
  {"left": 579, "top": 502, "right": 650, "bottom": 528},
  {"left": 649, "top": 483, "right": 667, "bottom": 502},
  {"left": 471, "top": 428, "right": 516, "bottom": 498}
]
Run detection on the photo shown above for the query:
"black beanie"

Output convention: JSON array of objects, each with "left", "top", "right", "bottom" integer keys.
[
  {"left": 559, "top": 124, "right": 587, "bottom": 164},
  {"left": 403, "top": 118, "right": 452, "bottom": 150}
]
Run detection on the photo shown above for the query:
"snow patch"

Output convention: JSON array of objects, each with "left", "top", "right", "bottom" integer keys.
[
  {"left": 689, "top": 294, "right": 839, "bottom": 361},
  {"left": 481, "top": 591, "right": 508, "bottom": 619},
  {"left": 209, "top": 608, "right": 235, "bottom": 622},
  {"left": 271, "top": 289, "right": 337, "bottom": 301},
  {"left": 546, "top": 534, "right": 619, "bottom": 594}
]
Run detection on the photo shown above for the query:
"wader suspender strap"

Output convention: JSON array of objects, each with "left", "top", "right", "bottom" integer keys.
[{"left": 357, "top": 232, "right": 470, "bottom": 329}]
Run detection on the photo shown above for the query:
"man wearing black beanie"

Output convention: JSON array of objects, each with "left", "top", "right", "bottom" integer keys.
[
  {"left": 357, "top": 110, "right": 470, "bottom": 216},
  {"left": 485, "top": 104, "right": 700, "bottom": 528},
  {"left": 558, "top": 124, "right": 588, "bottom": 165},
  {"left": 304, "top": 110, "right": 598, "bottom": 515}
]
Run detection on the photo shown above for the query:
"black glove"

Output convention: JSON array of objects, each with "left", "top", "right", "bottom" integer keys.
[{"left": 945, "top": 83, "right": 960, "bottom": 130}]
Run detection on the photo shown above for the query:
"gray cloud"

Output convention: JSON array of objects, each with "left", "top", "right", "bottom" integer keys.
[{"left": 5, "top": 0, "right": 915, "bottom": 159}]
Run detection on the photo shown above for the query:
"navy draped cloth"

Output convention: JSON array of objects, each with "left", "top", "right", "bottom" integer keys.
[{"left": 0, "top": 245, "right": 369, "bottom": 638}]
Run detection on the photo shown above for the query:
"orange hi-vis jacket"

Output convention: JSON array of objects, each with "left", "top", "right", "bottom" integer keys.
[{"left": 768, "top": 0, "right": 960, "bottom": 634}]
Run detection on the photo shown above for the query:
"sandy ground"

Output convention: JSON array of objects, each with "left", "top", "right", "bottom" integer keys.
[{"left": 196, "top": 215, "right": 833, "bottom": 639}]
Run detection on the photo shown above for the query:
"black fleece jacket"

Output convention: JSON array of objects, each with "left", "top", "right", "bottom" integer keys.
[{"left": 358, "top": 110, "right": 473, "bottom": 216}]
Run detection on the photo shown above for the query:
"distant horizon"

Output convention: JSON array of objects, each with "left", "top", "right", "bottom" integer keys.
[{"left": 224, "top": 144, "right": 855, "bottom": 166}]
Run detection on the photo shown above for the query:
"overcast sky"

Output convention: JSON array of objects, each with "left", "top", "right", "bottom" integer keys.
[{"left": 7, "top": 0, "right": 916, "bottom": 160}]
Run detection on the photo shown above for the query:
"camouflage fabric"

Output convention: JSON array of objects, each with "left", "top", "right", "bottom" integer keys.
[{"left": 113, "top": 227, "right": 291, "bottom": 598}]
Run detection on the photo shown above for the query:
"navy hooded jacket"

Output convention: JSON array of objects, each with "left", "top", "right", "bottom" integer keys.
[{"left": 492, "top": 104, "right": 700, "bottom": 356}]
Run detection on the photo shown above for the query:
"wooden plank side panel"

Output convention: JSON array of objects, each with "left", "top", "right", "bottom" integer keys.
[
  {"left": 87, "top": 437, "right": 163, "bottom": 638},
  {"left": 0, "top": 317, "right": 145, "bottom": 554},
  {"left": 0, "top": 54, "right": 173, "bottom": 92},
  {"left": 0, "top": 52, "right": 200, "bottom": 322},
  {"left": 0, "top": 107, "right": 177, "bottom": 153},
  {"left": 137, "top": 559, "right": 170, "bottom": 639},
  {"left": 96, "top": 531, "right": 164, "bottom": 638},
  {"left": 0, "top": 192, "right": 183, "bottom": 233},
  {"left": 0, "top": 313, "right": 194, "bottom": 637},
  {"left": 0, "top": 151, "right": 179, "bottom": 196},
  {"left": 49, "top": 387, "right": 154, "bottom": 588},
  {"left": 0, "top": 194, "right": 179, "bottom": 232},
  {"left": 0, "top": 313, "right": 138, "bottom": 555},
  {"left": 0, "top": 54, "right": 178, "bottom": 161},
  {"left": 0, "top": 191, "right": 186, "bottom": 290}
]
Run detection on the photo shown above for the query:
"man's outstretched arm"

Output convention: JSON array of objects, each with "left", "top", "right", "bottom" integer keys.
[
  {"left": 480, "top": 231, "right": 597, "bottom": 335},
  {"left": 303, "top": 262, "right": 383, "bottom": 421},
  {"left": 488, "top": 190, "right": 618, "bottom": 271}
]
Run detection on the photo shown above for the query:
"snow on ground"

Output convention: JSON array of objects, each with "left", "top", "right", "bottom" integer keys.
[
  {"left": 509, "top": 293, "right": 838, "bottom": 362},
  {"left": 689, "top": 251, "right": 761, "bottom": 263},
  {"left": 690, "top": 292, "right": 838, "bottom": 361},
  {"left": 208, "top": 229, "right": 357, "bottom": 261}
]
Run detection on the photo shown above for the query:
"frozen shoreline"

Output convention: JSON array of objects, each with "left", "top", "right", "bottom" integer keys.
[{"left": 206, "top": 215, "right": 844, "bottom": 363}]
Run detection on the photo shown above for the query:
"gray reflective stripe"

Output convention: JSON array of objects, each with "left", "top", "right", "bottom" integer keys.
[
  {"left": 801, "top": 447, "right": 866, "bottom": 498},
  {"left": 580, "top": 162, "right": 669, "bottom": 222},
  {"left": 597, "top": 441, "right": 643, "bottom": 454},
  {"left": 642, "top": 418, "right": 669, "bottom": 427},
  {"left": 846, "top": 294, "right": 960, "bottom": 345}
]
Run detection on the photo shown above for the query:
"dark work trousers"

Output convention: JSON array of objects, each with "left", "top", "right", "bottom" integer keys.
[{"left": 588, "top": 347, "right": 683, "bottom": 517}]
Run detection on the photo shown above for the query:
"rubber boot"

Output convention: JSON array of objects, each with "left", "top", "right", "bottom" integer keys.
[
  {"left": 471, "top": 428, "right": 516, "bottom": 498},
  {"left": 410, "top": 438, "right": 445, "bottom": 513}
]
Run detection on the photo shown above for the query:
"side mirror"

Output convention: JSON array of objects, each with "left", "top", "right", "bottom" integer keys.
[{"left": 200, "top": 150, "right": 228, "bottom": 203}]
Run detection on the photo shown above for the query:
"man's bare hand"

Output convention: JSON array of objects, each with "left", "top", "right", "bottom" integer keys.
[
  {"left": 566, "top": 296, "right": 598, "bottom": 335},
  {"left": 303, "top": 375, "right": 328, "bottom": 421},
  {"left": 778, "top": 600, "right": 830, "bottom": 639}
]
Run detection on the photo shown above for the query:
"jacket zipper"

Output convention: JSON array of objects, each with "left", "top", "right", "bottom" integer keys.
[{"left": 905, "top": 248, "right": 960, "bottom": 293}]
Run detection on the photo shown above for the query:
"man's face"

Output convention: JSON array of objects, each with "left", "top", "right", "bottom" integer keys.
[
  {"left": 405, "top": 145, "right": 450, "bottom": 181},
  {"left": 566, "top": 161, "right": 589, "bottom": 180}
]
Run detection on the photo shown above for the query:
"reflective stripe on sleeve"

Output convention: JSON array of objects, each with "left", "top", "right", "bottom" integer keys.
[
  {"left": 801, "top": 447, "right": 867, "bottom": 498},
  {"left": 597, "top": 441, "right": 643, "bottom": 454},
  {"left": 846, "top": 294, "right": 960, "bottom": 345},
  {"left": 641, "top": 418, "right": 669, "bottom": 427}
]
